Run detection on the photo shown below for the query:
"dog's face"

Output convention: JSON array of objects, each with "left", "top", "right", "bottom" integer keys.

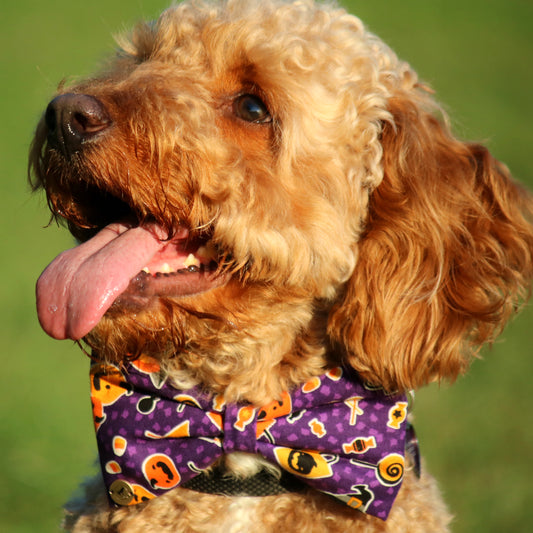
[
  {"left": 30, "top": 0, "right": 533, "bottom": 402},
  {"left": 31, "top": 0, "right": 386, "bottom": 399}
]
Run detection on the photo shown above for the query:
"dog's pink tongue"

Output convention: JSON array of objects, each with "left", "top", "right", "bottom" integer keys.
[{"left": 36, "top": 223, "right": 171, "bottom": 340}]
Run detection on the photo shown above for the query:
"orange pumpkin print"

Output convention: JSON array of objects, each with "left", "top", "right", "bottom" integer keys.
[
  {"left": 90, "top": 364, "right": 131, "bottom": 430},
  {"left": 142, "top": 453, "right": 181, "bottom": 490}
]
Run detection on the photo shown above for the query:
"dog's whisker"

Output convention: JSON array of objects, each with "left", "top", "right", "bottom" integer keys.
[{"left": 193, "top": 213, "right": 218, "bottom": 233}]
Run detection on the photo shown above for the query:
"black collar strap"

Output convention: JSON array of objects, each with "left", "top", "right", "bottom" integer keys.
[{"left": 182, "top": 465, "right": 307, "bottom": 497}]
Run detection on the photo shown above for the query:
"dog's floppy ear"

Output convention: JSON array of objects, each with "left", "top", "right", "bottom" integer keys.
[{"left": 328, "top": 91, "right": 533, "bottom": 392}]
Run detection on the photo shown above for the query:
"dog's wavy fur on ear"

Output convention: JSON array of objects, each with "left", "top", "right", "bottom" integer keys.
[{"left": 329, "top": 87, "right": 533, "bottom": 392}]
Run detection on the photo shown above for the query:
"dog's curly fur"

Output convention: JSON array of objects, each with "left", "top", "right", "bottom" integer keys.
[{"left": 30, "top": 0, "right": 533, "bottom": 531}]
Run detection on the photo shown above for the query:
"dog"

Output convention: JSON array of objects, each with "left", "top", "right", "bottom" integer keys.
[{"left": 29, "top": 0, "right": 533, "bottom": 531}]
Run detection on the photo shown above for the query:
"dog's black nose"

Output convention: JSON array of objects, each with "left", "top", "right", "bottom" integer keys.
[{"left": 45, "top": 93, "right": 111, "bottom": 157}]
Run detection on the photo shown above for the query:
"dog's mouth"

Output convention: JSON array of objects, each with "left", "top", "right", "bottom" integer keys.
[
  {"left": 35, "top": 192, "right": 231, "bottom": 341},
  {"left": 115, "top": 228, "right": 229, "bottom": 306}
]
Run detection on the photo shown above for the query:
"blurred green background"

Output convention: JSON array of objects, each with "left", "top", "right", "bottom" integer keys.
[{"left": 1, "top": 0, "right": 531, "bottom": 531}]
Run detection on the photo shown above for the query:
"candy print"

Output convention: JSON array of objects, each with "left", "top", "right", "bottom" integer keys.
[
  {"left": 234, "top": 405, "right": 256, "bottom": 431},
  {"left": 105, "top": 461, "right": 122, "bottom": 474},
  {"left": 344, "top": 396, "right": 364, "bottom": 426},
  {"left": 387, "top": 401, "right": 408, "bottom": 429},
  {"left": 309, "top": 418, "right": 326, "bottom": 438},
  {"left": 112, "top": 436, "right": 127, "bottom": 457},
  {"left": 301, "top": 376, "right": 321, "bottom": 393},
  {"left": 342, "top": 437, "right": 377, "bottom": 454},
  {"left": 325, "top": 367, "right": 343, "bottom": 380},
  {"left": 376, "top": 454, "right": 405, "bottom": 486}
]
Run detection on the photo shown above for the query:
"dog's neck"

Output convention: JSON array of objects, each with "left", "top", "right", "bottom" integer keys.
[{"left": 87, "top": 290, "right": 333, "bottom": 405}]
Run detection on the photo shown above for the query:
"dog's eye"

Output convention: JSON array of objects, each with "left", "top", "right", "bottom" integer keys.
[{"left": 233, "top": 94, "right": 271, "bottom": 124}]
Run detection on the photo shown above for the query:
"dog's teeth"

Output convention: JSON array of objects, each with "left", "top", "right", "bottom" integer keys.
[
  {"left": 184, "top": 253, "right": 200, "bottom": 268},
  {"left": 197, "top": 242, "right": 217, "bottom": 261},
  {"left": 142, "top": 267, "right": 151, "bottom": 274},
  {"left": 161, "top": 263, "right": 172, "bottom": 273}
]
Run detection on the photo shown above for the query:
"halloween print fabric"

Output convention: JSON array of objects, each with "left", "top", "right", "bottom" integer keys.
[{"left": 91, "top": 355, "right": 408, "bottom": 520}]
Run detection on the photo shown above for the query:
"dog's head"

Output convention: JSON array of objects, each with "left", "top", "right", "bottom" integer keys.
[{"left": 30, "top": 0, "right": 533, "bottom": 402}]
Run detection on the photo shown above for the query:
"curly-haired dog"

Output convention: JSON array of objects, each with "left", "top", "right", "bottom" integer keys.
[{"left": 30, "top": 0, "right": 533, "bottom": 531}]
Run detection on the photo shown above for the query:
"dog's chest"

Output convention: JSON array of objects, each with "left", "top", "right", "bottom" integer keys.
[{"left": 215, "top": 497, "right": 262, "bottom": 533}]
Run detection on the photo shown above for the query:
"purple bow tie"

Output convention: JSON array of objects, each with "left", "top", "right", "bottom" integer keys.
[{"left": 91, "top": 356, "right": 409, "bottom": 520}]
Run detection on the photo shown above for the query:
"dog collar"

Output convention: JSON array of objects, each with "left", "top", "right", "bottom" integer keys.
[
  {"left": 181, "top": 463, "right": 307, "bottom": 496},
  {"left": 91, "top": 356, "right": 409, "bottom": 520}
]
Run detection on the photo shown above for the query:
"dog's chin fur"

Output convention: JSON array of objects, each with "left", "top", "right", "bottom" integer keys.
[
  {"left": 87, "top": 283, "right": 329, "bottom": 404},
  {"left": 30, "top": 0, "right": 533, "bottom": 531}
]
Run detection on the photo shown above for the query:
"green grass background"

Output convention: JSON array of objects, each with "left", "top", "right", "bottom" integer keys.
[{"left": 1, "top": 0, "right": 531, "bottom": 531}]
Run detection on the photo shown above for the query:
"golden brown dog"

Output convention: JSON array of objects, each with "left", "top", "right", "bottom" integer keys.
[{"left": 30, "top": 0, "right": 533, "bottom": 531}]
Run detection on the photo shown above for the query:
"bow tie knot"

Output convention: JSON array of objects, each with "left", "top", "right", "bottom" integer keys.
[
  {"left": 91, "top": 356, "right": 410, "bottom": 521},
  {"left": 224, "top": 404, "right": 260, "bottom": 454}
]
